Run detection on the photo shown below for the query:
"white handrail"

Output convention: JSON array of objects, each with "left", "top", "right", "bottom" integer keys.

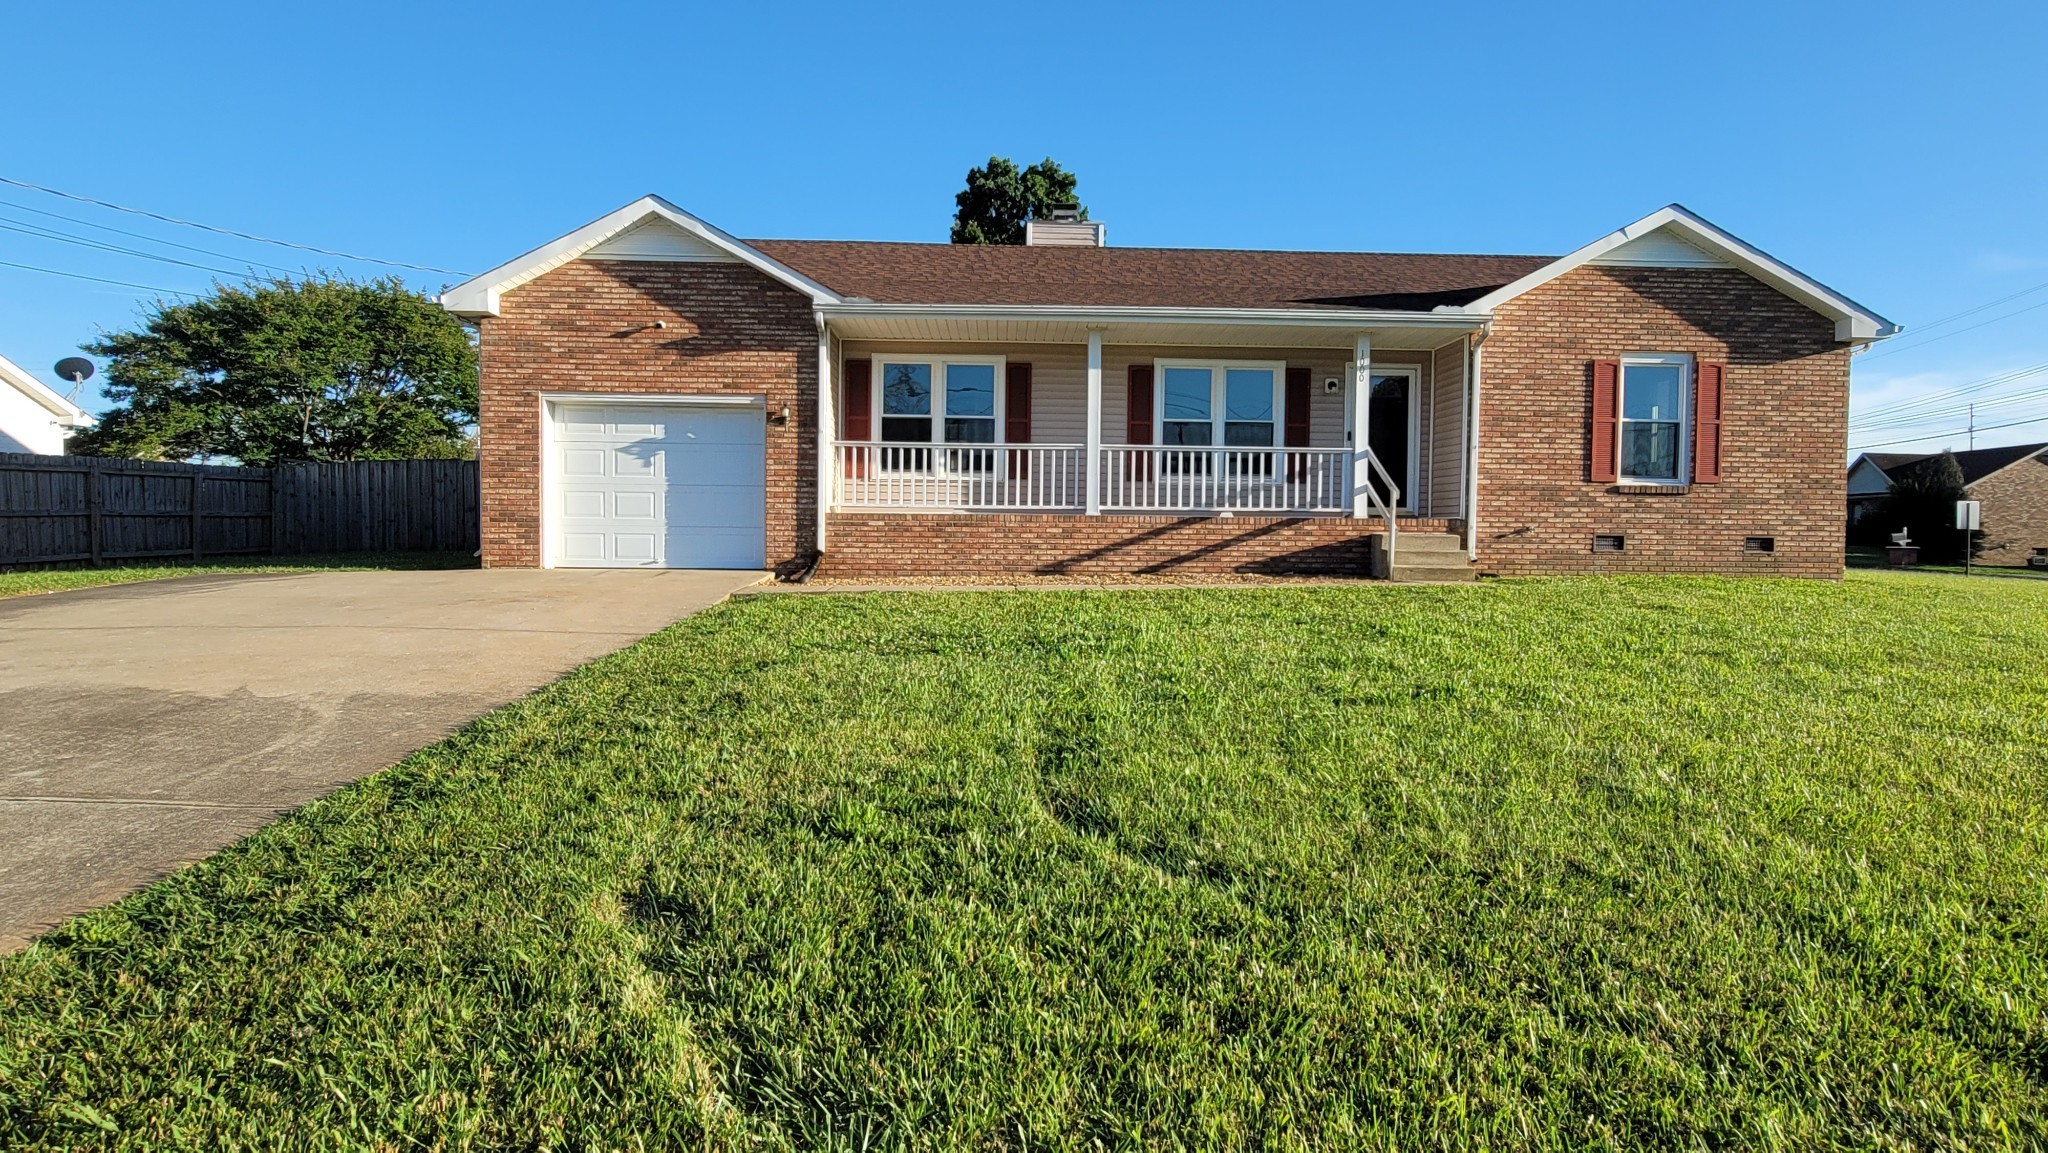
[
  {"left": 1357, "top": 448, "right": 1400, "bottom": 572},
  {"left": 1098, "top": 446, "right": 1351, "bottom": 513},
  {"left": 834, "top": 442, "right": 1086, "bottom": 510}
]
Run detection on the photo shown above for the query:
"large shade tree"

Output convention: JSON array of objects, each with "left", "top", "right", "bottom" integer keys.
[
  {"left": 72, "top": 277, "right": 478, "bottom": 464},
  {"left": 950, "top": 156, "right": 1087, "bottom": 245}
]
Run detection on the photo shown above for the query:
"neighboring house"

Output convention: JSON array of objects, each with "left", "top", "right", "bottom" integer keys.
[
  {"left": 0, "top": 352, "right": 94, "bottom": 455},
  {"left": 1847, "top": 444, "right": 2048, "bottom": 566},
  {"left": 439, "top": 199, "right": 1897, "bottom": 579}
]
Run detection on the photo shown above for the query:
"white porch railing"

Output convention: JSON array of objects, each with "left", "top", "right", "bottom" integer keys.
[
  {"left": 834, "top": 443, "right": 1363, "bottom": 515},
  {"left": 1098, "top": 446, "right": 1352, "bottom": 513},
  {"left": 835, "top": 443, "right": 1087, "bottom": 510}
]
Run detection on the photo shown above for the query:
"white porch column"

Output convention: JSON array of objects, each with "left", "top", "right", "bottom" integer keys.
[
  {"left": 1085, "top": 327, "right": 1104, "bottom": 515},
  {"left": 1350, "top": 334, "right": 1373, "bottom": 518},
  {"left": 816, "top": 324, "right": 834, "bottom": 551},
  {"left": 1465, "top": 334, "right": 1483, "bottom": 560}
]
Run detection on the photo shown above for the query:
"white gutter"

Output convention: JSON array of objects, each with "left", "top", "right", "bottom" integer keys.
[{"left": 815, "top": 302, "right": 1491, "bottom": 332}]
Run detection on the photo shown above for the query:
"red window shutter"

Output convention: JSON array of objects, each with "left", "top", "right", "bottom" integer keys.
[
  {"left": 1284, "top": 366, "right": 1311, "bottom": 446},
  {"left": 1693, "top": 362, "right": 1726, "bottom": 483},
  {"left": 1005, "top": 363, "right": 1032, "bottom": 443},
  {"left": 1590, "top": 359, "right": 1620, "bottom": 484},
  {"left": 842, "top": 359, "right": 872, "bottom": 441},
  {"left": 840, "top": 358, "right": 872, "bottom": 479},
  {"left": 1285, "top": 366, "right": 1312, "bottom": 482},
  {"left": 1126, "top": 365, "right": 1154, "bottom": 444},
  {"left": 1005, "top": 362, "right": 1032, "bottom": 479},
  {"left": 1126, "top": 364, "right": 1154, "bottom": 481}
]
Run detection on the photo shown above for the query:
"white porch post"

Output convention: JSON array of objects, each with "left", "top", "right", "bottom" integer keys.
[
  {"left": 816, "top": 323, "right": 834, "bottom": 551},
  {"left": 1465, "top": 334, "right": 1483, "bottom": 560},
  {"left": 1085, "top": 328, "right": 1104, "bottom": 515},
  {"left": 1350, "top": 334, "right": 1373, "bottom": 518}
]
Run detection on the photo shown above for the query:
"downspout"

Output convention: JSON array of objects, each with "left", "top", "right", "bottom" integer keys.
[
  {"left": 1463, "top": 328, "right": 1488, "bottom": 562},
  {"left": 812, "top": 312, "right": 833, "bottom": 572}
]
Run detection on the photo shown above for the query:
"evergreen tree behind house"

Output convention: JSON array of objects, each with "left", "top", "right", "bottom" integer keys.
[{"left": 951, "top": 157, "right": 1086, "bottom": 245}]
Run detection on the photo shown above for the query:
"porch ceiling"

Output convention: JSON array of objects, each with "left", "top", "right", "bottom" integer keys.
[{"left": 820, "top": 305, "right": 1482, "bottom": 351}]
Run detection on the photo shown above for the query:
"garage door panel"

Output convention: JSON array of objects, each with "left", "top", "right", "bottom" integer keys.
[
  {"left": 661, "top": 445, "right": 763, "bottom": 485},
  {"left": 667, "top": 485, "right": 765, "bottom": 528},
  {"left": 548, "top": 401, "right": 765, "bottom": 569}
]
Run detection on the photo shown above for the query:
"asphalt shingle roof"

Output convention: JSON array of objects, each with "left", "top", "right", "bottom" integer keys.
[{"left": 745, "top": 239, "right": 1555, "bottom": 311}]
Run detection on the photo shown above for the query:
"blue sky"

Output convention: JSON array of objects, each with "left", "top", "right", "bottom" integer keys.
[{"left": 7, "top": 1, "right": 2046, "bottom": 456}]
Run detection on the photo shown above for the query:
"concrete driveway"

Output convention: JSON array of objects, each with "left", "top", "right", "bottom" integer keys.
[{"left": 0, "top": 567, "right": 762, "bottom": 951}]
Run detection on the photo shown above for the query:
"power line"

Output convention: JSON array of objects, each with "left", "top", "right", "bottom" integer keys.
[
  {"left": 1850, "top": 413, "right": 2048, "bottom": 451},
  {"left": 0, "top": 257, "right": 194, "bottom": 296},
  {"left": 0, "top": 195, "right": 310, "bottom": 276},
  {"left": 1851, "top": 361, "right": 2048, "bottom": 424},
  {"left": 1882, "top": 274, "right": 2048, "bottom": 341},
  {"left": 1850, "top": 382, "right": 2048, "bottom": 432},
  {"left": 0, "top": 174, "right": 471, "bottom": 276},
  {"left": 0, "top": 217, "right": 260, "bottom": 280},
  {"left": 1858, "top": 295, "right": 2048, "bottom": 362}
]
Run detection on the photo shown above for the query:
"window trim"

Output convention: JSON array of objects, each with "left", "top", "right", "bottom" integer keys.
[
  {"left": 866, "top": 353, "right": 1008, "bottom": 445},
  {"left": 1150, "top": 357, "right": 1287, "bottom": 453},
  {"left": 1617, "top": 353, "right": 1691, "bottom": 486}
]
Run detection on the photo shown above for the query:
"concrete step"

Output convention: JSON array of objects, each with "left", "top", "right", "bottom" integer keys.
[{"left": 1364, "top": 530, "right": 1473, "bottom": 579}]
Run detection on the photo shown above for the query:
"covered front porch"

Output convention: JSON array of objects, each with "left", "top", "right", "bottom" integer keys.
[{"left": 815, "top": 306, "right": 1484, "bottom": 566}]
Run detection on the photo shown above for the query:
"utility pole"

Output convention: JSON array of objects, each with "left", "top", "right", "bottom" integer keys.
[{"left": 1968, "top": 404, "right": 1976, "bottom": 452}]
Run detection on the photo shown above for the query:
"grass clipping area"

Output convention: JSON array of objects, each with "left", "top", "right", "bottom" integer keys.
[{"left": 3, "top": 572, "right": 2045, "bottom": 1149}]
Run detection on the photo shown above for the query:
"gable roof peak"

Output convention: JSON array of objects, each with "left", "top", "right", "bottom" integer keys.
[
  {"left": 1459, "top": 204, "right": 1898, "bottom": 343},
  {"left": 438, "top": 195, "right": 842, "bottom": 318}
]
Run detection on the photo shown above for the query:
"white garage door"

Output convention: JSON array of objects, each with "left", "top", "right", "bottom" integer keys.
[{"left": 548, "top": 401, "right": 766, "bottom": 569}]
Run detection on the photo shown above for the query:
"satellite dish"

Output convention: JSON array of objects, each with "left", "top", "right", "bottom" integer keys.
[{"left": 53, "top": 357, "right": 95, "bottom": 403}]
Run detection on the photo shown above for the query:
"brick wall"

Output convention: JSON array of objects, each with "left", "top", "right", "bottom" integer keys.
[
  {"left": 1478, "top": 266, "right": 1853, "bottom": 578},
  {"left": 818, "top": 513, "right": 1458, "bottom": 577},
  {"left": 1970, "top": 451, "right": 2048, "bottom": 566},
  {"left": 475, "top": 259, "right": 816, "bottom": 569}
]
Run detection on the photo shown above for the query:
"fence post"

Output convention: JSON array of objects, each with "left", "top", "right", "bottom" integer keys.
[
  {"left": 88, "top": 460, "right": 104, "bottom": 566},
  {"left": 191, "top": 470, "right": 204, "bottom": 560}
]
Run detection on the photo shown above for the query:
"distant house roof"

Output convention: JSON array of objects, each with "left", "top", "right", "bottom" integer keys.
[
  {"left": 1855, "top": 443, "right": 2048, "bottom": 488},
  {"left": 744, "top": 240, "right": 1553, "bottom": 311}
]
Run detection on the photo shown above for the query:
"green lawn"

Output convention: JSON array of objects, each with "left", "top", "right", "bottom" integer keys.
[
  {"left": 2, "top": 573, "right": 2045, "bottom": 1149},
  {"left": 0, "top": 551, "right": 478, "bottom": 599}
]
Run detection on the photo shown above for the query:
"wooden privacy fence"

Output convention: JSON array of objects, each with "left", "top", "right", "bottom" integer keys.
[{"left": 0, "top": 453, "right": 478, "bottom": 567}]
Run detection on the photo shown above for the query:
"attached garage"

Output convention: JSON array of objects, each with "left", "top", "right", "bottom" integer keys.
[{"left": 544, "top": 397, "right": 767, "bottom": 569}]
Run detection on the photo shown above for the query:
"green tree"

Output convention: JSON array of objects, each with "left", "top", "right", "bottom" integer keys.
[
  {"left": 72, "top": 277, "right": 478, "bottom": 465},
  {"left": 950, "top": 156, "right": 1086, "bottom": 244},
  {"left": 1877, "top": 451, "right": 1978, "bottom": 563}
]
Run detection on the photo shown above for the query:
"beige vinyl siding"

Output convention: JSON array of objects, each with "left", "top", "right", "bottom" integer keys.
[
  {"left": 837, "top": 341, "right": 1088, "bottom": 444},
  {"left": 1428, "top": 340, "right": 1467, "bottom": 518}
]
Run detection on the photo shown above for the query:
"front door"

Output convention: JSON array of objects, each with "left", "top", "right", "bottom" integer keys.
[{"left": 1347, "top": 366, "right": 1420, "bottom": 511}]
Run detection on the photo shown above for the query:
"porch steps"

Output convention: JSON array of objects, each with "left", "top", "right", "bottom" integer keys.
[{"left": 1366, "top": 529, "right": 1477, "bottom": 582}]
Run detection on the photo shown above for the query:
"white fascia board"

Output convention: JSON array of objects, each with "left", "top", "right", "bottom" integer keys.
[
  {"left": 439, "top": 195, "right": 842, "bottom": 318},
  {"left": 0, "top": 352, "right": 94, "bottom": 425},
  {"left": 816, "top": 302, "right": 1490, "bottom": 331},
  {"left": 1453, "top": 204, "right": 1900, "bottom": 343}
]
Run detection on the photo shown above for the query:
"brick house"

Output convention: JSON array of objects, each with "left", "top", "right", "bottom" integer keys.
[
  {"left": 1847, "top": 444, "right": 2048, "bottom": 567},
  {"left": 440, "top": 199, "right": 1896, "bottom": 579}
]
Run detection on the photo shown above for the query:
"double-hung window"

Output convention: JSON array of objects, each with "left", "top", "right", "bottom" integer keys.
[
  {"left": 1155, "top": 360, "right": 1282, "bottom": 475},
  {"left": 872, "top": 355, "right": 1005, "bottom": 471},
  {"left": 1619, "top": 355, "right": 1689, "bottom": 484}
]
